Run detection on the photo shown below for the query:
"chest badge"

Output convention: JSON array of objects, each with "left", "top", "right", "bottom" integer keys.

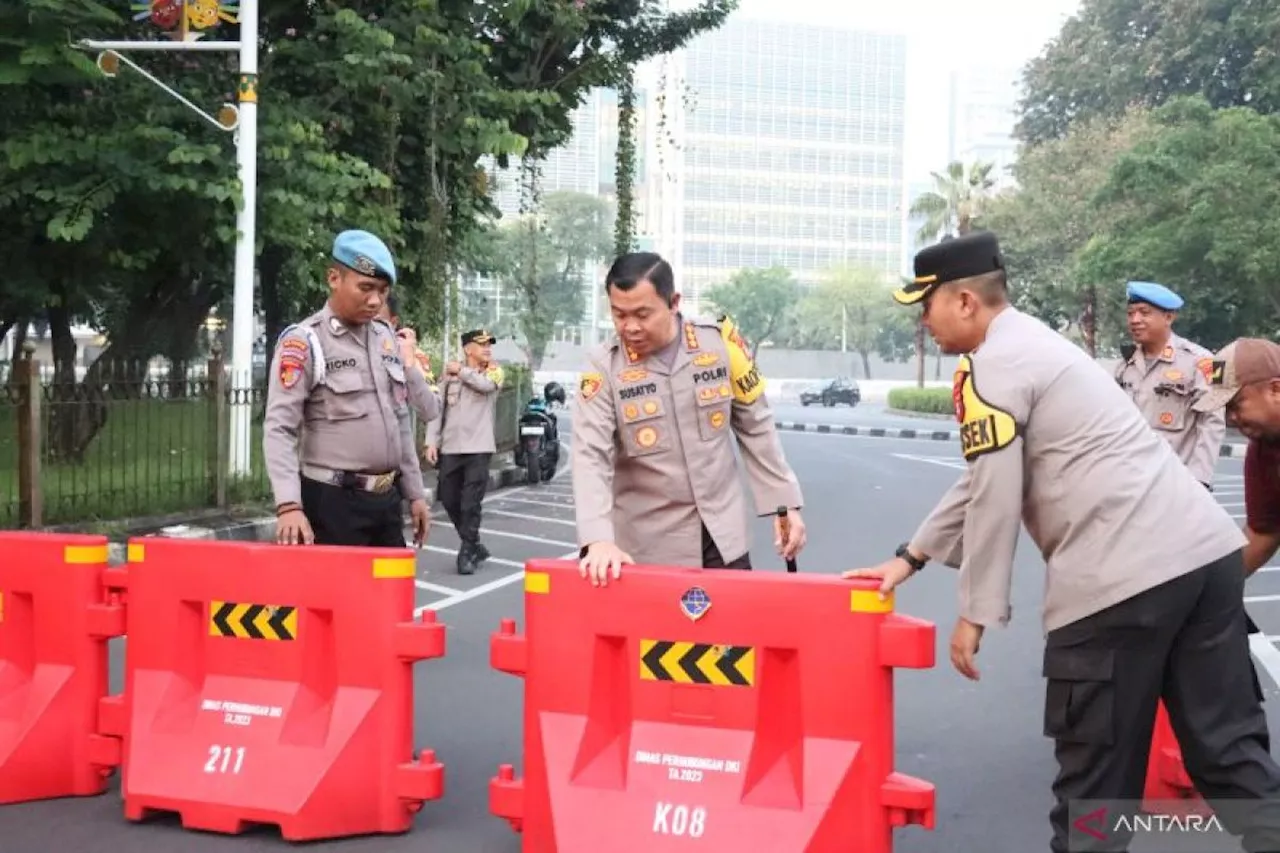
[
  {"left": 693, "top": 352, "right": 719, "bottom": 367},
  {"left": 635, "top": 426, "right": 659, "bottom": 448},
  {"left": 680, "top": 587, "right": 711, "bottom": 622},
  {"left": 1159, "top": 412, "right": 1174, "bottom": 425},
  {"left": 709, "top": 410, "right": 726, "bottom": 430},
  {"left": 1164, "top": 369, "right": 1183, "bottom": 381},
  {"left": 619, "top": 367, "right": 648, "bottom": 383}
]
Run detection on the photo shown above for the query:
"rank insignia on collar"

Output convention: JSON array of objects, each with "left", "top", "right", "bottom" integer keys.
[
  {"left": 684, "top": 322, "right": 700, "bottom": 351},
  {"left": 625, "top": 346, "right": 642, "bottom": 363},
  {"left": 1161, "top": 346, "right": 1174, "bottom": 360},
  {"left": 680, "top": 586, "right": 711, "bottom": 622}
]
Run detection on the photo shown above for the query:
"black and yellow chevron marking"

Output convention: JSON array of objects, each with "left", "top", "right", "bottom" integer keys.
[
  {"left": 209, "top": 601, "right": 298, "bottom": 641},
  {"left": 639, "top": 640, "right": 755, "bottom": 687}
]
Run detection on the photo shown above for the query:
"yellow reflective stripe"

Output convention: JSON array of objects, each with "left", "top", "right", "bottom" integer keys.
[
  {"left": 850, "top": 589, "right": 893, "bottom": 613},
  {"left": 127, "top": 543, "right": 145, "bottom": 563},
  {"left": 64, "top": 544, "right": 109, "bottom": 564},
  {"left": 372, "top": 557, "right": 416, "bottom": 578},
  {"left": 525, "top": 571, "right": 549, "bottom": 594}
]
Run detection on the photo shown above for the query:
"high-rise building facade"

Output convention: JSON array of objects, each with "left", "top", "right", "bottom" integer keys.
[
  {"left": 662, "top": 18, "right": 907, "bottom": 311},
  {"left": 947, "top": 63, "right": 1022, "bottom": 189}
]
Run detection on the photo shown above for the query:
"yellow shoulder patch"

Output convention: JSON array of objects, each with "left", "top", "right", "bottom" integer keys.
[
  {"left": 718, "top": 315, "right": 764, "bottom": 404},
  {"left": 485, "top": 364, "right": 505, "bottom": 386},
  {"left": 579, "top": 371, "right": 604, "bottom": 402},
  {"left": 952, "top": 354, "right": 1018, "bottom": 462}
]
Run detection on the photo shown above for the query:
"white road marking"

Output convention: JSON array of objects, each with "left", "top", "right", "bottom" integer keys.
[
  {"left": 892, "top": 452, "right": 967, "bottom": 471},
  {"left": 1251, "top": 634, "right": 1280, "bottom": 690},
  {"left": 1218, "top": 501, "right": 1246, "bottom": 508},
  {"left": 415, "top": 580, "right": 464, "bottom": 596},
  {"left": 494, "top": 495, "right": 576, "bottom": 510},
  {"left": 415, "top": 549, "right": 579, "bottom": 615},
  {"left": 1246, "top": 595, "right": 1280, "bottom": 604},
  {"left": 486, "top": 509, "right": 576, "bottom": 527},
  {"left": 461, "top": 527, "right": 575, "bottom": 549},
  {"left": 422, "top": 544, "right": 523, "bottom": 569}
]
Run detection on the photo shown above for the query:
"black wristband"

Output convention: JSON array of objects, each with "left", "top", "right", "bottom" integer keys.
[{"left": 895, "top": 543, "right": 926, "bottom": 573}]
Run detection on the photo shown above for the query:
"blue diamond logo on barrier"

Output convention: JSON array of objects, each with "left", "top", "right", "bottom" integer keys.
[{"left": 680, "top": 587, "right": 711, "bottom": 622}]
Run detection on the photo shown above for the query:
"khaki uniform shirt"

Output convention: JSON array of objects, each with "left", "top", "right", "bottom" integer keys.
[
  {"left": 909, "top": 307, "right": 1245, "bottom": 635},
  {"left": 1115, "top": 333, "right": 1225, "bottom": 485},
  {"left": 262, "top": 303, "right": 427, "bottom": 506},
  {"left": 425, "top": 363, "right": 504, "bottom": 455},
  {"left": 571, "top": 315, "right": 803, "bottom": 568},
  {"left": 403, "top": 350, "right": 442, "bottom": 424}
]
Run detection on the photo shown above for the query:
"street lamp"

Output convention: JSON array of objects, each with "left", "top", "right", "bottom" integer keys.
[{"left": 76, "top": 0, "right": 259, "bottom": 479}]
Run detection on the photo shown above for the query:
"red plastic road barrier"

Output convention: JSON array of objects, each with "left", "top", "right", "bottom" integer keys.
[
  {"left": 0, "top": 532, "right": 125, "bottom": 804},
  {"left": 98, "top": 538, "right": 446, "bottom": 841},
  {"left": 489, "top": 559, "right": 937, "bottom": 852},
  {"left": 1142, "top": 699, "right": 1210, "bottom": 815}
]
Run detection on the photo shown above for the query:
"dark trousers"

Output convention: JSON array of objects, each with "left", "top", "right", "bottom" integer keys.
[
  {"left": 701, "top": 525, "right": 751, "bottom": 570},
  {"left": 438, "top": 452, "right": 491, "bottom": 546},
  {"left": 300, "top": 477, "right": 405, "bottom": 547},
  {"left": 1047, "top": 549, "right": 1280, "bottom": 852}
]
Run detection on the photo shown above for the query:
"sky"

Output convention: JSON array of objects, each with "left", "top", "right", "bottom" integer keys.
[{"left": 674, "top": 0, "right": 1084, "bottom": 184}]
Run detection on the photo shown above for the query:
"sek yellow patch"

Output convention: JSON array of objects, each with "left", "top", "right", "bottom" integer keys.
[
  {"left": 951, "top": 354, "right": 1018, "bottom": 462},
  {"left": 717, "top": 315, "right": 764, "bottom": 405}
]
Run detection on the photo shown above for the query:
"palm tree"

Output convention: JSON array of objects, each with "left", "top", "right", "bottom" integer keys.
[{"left": 906, "top": 160, "right": 998, "bottom": 385}]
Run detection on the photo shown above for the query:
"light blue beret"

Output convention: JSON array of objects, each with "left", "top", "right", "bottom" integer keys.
[
  {"left": 332, "top": 229, "right": 396, "bottom": 285},
  {"left": 1126, "top": 280, "right": 1183, "bottom": 311}
]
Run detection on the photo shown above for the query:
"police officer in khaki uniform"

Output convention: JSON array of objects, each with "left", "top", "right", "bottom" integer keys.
[
  {"left": 573, "top": 251, "right": 806, "bottom": 586},
  {"left": 845, "top": 232, "right": 1280, "bottom": 852},
  {"left": 1115, "top": 280, "right": 1224, "bottom": 488},
  {"left": 425, "top": 328, "right": 504, "bottom": 574},
  {"left": 264, "top": 230, "right": 431, "bottom": 548}
]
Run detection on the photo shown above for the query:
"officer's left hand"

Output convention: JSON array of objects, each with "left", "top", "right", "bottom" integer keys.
[
  {"left": 409, "top": 498, "right": 430, "bottom": 546},
  {"left": 774, "top": 508, "right": 806, "bottom": 559},
  {"left": 950, "top": 617, "right": 984, "bottom": 681}
]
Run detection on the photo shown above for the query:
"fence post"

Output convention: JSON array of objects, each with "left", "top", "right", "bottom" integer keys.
[
  {"left": 207, "top": 341, "right": 228, "bottom": 509},
  {"left": 16, "top": 341, "right": 42, "bottom": 528}
]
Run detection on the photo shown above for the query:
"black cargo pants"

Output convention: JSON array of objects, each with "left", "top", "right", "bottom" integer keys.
[
  {"left": 1046, "top": 549, "right": 1280, "bottom": 852},
  {"left": 437, "top": 452, "right": 491, "bottom": 546}
]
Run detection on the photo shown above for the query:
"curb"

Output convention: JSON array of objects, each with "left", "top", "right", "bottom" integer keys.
[
  {"left": 103, "top": 462, "right": 531, "bottom": 565},
  {"left": 776, "top": 420, "right": 1250, "bottom": 458}
]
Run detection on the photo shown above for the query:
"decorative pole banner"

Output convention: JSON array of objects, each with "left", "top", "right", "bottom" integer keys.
[
  {"left": 238, "top": 73, "right": 257, "bottom": 104},
  {"left": 130, "top": 0, "right": 240, "bottom": 40}
]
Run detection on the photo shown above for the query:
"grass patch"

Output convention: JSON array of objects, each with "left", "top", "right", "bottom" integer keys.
[
  {"left": 0, "top": 396, "right": 272, "bottom": 527},
  {"left": 887, "top": 386, "right": 955, "bottom": 416}
]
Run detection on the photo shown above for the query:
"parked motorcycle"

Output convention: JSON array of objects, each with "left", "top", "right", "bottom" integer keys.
[{"left": 514, "top": 394, "right": 560, "bottom": 486}]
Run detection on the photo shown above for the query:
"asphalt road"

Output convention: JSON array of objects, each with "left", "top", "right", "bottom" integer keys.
[
  {"left": 771, "top": 401, "right": 950, "bottom": 432},
  {"left": 4, "top": 431, "right": 1277, "bottom": 852}
]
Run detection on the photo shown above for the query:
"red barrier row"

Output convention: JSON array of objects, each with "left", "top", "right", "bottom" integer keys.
[
  {"left": 489, "top": 559, "right": 937, "bottom": 852},
  {"left": 0, "top": 533, "right": 446, "bottom": 842},
  {"left": 0, "top": 532, "right": 124, "bottom": 804}
]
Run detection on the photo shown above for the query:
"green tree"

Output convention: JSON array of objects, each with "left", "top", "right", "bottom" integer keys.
[
  {"left": 1076, "top": 96, "right": 1280, "bottom": 348},
  {"left": 790, "top": 266, "right": 896, "bottom": 378},
  {"left": 495, "top": 191, "right": 614, "bottom": 369},
  {"left": 1015, "top": 0, "right": 1280, "bottom": 145},
  {"left": 704, "top": 267, "right": 801, "bottom": 360},
  {"left": 983, "top": 107, "right": 1157, "bottom": 355}
]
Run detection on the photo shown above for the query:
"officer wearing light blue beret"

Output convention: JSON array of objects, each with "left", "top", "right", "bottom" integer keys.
[
  {"left": 1115, "top": 279, "right": 1225, "bottom": 488},
  {"left": 263, "top": 229, "right": 432, "bottom": 549}
]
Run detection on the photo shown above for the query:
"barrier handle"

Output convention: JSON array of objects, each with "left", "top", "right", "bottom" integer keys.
[{"left": 776, "top": 505, "right": 798, "bottom": 574}]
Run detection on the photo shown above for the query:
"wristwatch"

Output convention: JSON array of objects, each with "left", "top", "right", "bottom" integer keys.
[{"left": 895, "top": 542, "right": 927, "bottom": 574}]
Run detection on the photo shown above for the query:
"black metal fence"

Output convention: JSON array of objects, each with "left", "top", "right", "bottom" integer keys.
[{"left": 0, "top": 344, "right": 531, "bottom": 529}]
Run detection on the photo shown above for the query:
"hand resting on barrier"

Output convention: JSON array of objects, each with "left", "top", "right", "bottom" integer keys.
[{"left": 579, "top": 541, "right": 633, "bottom": 587}]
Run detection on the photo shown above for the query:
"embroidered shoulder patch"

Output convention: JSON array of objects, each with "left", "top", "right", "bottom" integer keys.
[
  {"left": 952, "top": 354, "right": 1018, "bottom": 462},
  {"left": 1196, "top": 357, "right": 1214, "bottom": 382},
  {"left": 580, "top": 372, "right": 603, "bottom": 402},
  {"left": 485, "top": 364, "right": 505, "bottom": 386}
]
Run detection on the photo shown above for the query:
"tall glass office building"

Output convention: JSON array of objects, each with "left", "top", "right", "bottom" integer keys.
[{"left": 666, "top": 18, "right": 907, "bottom": 310}]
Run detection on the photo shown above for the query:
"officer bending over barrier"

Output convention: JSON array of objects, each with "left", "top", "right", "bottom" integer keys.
[
  {"left": 846, "top": 231, "right": 1280, "bottom": 853},
  {"left": 1193, "top": 338, "right": 1280, "bottom": 576},
  {"left": 263, "top": 230, "right": 430, "bottom": 549},
  {"left": 572, "top": 251, "right": 806, "bottom": 585}
]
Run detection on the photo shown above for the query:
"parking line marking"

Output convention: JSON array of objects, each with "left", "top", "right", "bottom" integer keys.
[
  {"left": 487, "top": 509, "right": 576, "bottom": 527},
  {"left": 416, "top": 549, "right": 579, "bottom": 615},
  {"left": 422, "top": 545, "right": 524, "bottom": 569},
  {"left": 468, "top": 527, "right": 576, "bottom": 548},
  {"left": 1246, "top": 595, "right": 1280, "bottom": 604},
  {"left": 416, "top": 580, "right": 464, "bottom": 596},
  {"left": 892, "top": 452, "right": 967, "bottom": 471}
]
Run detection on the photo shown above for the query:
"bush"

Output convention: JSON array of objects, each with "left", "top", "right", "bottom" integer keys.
[{"left": 887, "top": 387, "right": 955, "bottom": 416}]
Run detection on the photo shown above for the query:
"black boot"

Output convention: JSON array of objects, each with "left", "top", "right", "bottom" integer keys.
[
  {"left": 474, "top": 542, "right": 490, "bottom": 563},
  {"left": 456, "top": 542, "right": 476, "bottom": 575}
]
